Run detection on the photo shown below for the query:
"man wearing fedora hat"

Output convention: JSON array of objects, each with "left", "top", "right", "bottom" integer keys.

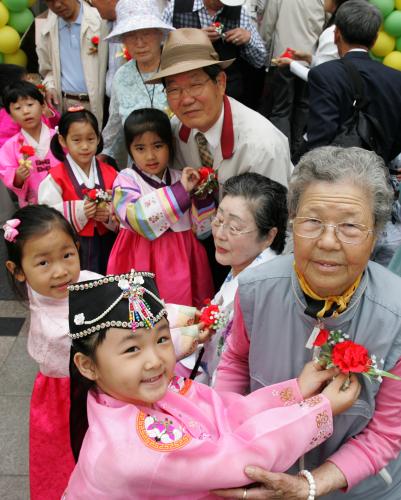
[
  {"left": 162, "top": 0, "right": 266, "bottom": 108},
  {"left": 148, "top": 28, "right": 292, "bottom": 195},
  {"left": 148, "top": 28, "right": 291, "bottom": 287}
]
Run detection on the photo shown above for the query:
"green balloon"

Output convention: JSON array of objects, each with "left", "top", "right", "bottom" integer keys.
[
  {"left": 396, "top": 36, "right": 401, "bottom": 51},
  {"left": 369, "top": 51, "right": 384, "bottom": 62},
  {"left": 384, "top": 10, "right": 401, "bottom": 36},
  {"left": 370, "top": 0, "right": 395, "bottom": 18},
  {"left": 0, "top": 53, "right": 4, "bottom": 64},
  {"left": 2, "top": 0, "right": 29, "bottom": 13},
  {"left": 8, "top": 8, "right": 33, "bottom": 33}
]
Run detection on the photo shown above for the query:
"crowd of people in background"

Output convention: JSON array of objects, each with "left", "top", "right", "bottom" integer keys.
[{"left": 1, "top": 0, "right": 401, "bottom": 499}]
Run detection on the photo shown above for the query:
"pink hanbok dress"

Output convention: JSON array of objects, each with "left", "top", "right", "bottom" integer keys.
[
  {"left": 27, "top": 270, "right": 100, "bottom": 500},
  {"left": 64, "top": 376, "right": 333, "bottom": 499},
  {"left": 0, "top": 124, "right": 59, "bottom": 206},
  {"left": 107, "top": 166, "right": 215, "bottom": 307}
]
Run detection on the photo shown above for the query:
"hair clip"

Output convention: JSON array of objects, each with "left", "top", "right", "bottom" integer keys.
[
  {"left": 68, "top": 106, "right": 85, "bottom": 113},
  {"left": 3, "top": 219, "right": 21, "bottom": 243}
]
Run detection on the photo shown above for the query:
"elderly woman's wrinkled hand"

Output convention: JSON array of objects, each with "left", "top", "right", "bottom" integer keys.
[
  {"left": 212, "top": 466, "right": 309, "bottom": 499},
  {"left": 297, "top": 360, "right": 339, "bottom": 399}
]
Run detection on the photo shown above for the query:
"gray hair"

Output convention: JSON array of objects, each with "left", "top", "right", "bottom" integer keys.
[
  {"left": 335, "top": 0, "right": 382, "bottom": 48},
  {"left": 288, "top": 146, "right": 393, "bottom": 232}
]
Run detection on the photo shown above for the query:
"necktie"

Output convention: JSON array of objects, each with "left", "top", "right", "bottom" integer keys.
[{"left": 195, "top": 132, "right": 214, "bottom": 167}]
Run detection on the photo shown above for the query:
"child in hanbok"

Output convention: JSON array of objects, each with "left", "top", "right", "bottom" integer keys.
[
  {"left": 0, "top": 81, "right": 59, "bottom": 206},
  {"left": 65, "top": 270, "right": 360, "bottom": 499},
  {"left": 0, "top": 65, "right": 60, "bottom": 148},
  {"left": 3, "top": 205, "right": 101, "bottom": 500},
  {"left": 107, "top": 108, "right": 214, "bottom": 307},
  {"left": 38, "top": 108, "right": 118, "bottom": 274}
]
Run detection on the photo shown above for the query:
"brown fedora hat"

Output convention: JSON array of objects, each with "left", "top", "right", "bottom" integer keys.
[{"left": 146, "top": 28, "right": 235, "bottom": 84}]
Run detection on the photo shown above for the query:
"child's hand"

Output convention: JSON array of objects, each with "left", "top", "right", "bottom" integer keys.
[
  {"left": 84, "top": 200, "right": 97, "bottom": 219},
  {"left": 297, "top": 361, "right": 339, "bottom": 399},
  {"left": 322, "top": 373, "right": 361, "bottom": 416},
  {"left": 181, "top": 167, "right": 200, "bottom": 193},
  {"left": 14, "top": 162, "right": 31, "bottom": 187},
  {"left": 94, "top": 202, "right": 111, "bottom": 223}
]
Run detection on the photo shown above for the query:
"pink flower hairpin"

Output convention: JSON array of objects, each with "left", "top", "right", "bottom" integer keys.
[{"left": 3, "top": 219, "right": 21, "bottom": 243}]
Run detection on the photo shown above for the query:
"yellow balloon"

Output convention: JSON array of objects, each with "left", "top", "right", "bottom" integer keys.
[
  {"left": 372, "top": 31, "right": 395, "bottom": 56},
  {"left": 27, "top": 0, "right": 36, "bottom": 5},
  {"left": 3, "top": 47, "right": 26, "bottom": 66},
  {"left": 396, "top": 0, "right": 401, "bottom": 9},
  {"left": 383, "top": 51, "right": 401, "bottom": 70},
  {"left": 0, "top": 2, "right": 10, "bottom": 28}
]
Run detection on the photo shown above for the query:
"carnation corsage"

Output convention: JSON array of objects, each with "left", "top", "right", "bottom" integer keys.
[{"left": 193, "top": 167, "right": 219, "bottom": 199}]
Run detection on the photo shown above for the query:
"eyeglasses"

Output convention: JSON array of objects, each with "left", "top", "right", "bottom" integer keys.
[
  {"left": 211, "top": 216, "right": 258, "bottom": 237},
  {"left": 164, "top": 78, "right": 211, "bottom": 102},
  {"left": 291, "top": 217, "right": 374, "bottom": 245}
]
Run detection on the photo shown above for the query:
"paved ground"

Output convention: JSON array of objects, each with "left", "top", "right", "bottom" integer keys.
[{"left": 0, "top": 236, "right": 37, "bottom": 500}]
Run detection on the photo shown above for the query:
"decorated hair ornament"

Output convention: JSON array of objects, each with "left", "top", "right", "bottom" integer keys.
[
  {"left": 68, "top": 106, "right": 85, "bottom": 113},
  {"left": 68, "top": 270, "right": 167, "bottom": 339},
  {"left": 3, "top": 219, "right": 21, "bottom": 243}
]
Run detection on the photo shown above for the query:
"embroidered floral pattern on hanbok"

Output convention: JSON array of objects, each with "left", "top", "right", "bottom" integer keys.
[
  {"left": 271, "top": 386, "right": 297, "bottom": 406},
  {"left": 300, "top": 395, "right": 323, "bottom": 408},
  {"left": 136, "top": 411, "right": 191, "bottom": 451},
  {"left": 309, "top": 410, "right": 332, "bottom": 447}
]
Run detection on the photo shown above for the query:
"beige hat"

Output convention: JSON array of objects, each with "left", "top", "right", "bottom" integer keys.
[{"left": 146, "top": 28, "right": 235, "bottom": 84}]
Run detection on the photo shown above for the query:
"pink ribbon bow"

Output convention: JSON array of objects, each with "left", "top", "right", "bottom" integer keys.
[{"left": 3, "top": 219, "right": 21, "bottom": 243}]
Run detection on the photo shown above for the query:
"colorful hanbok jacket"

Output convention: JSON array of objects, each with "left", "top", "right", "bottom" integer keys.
[
  {"left": 38, "top": 155, "right": 118, "bottom": 236},
  {"left": 65, "top": 376, "right": 333, "bottom": 499},
  {"left": 0, "top": 124, "right": 59, "bottom": 206},
  {"left": 113, "top": 166, "right": 215, "bottom": 240}
]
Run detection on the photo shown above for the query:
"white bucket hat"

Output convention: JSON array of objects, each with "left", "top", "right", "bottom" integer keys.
[
  {"left": 220, "top": 0, "right": 246, "bottom": 5},
  {"left": 105, "top": 0, "right": 174, "bottom": 44}
]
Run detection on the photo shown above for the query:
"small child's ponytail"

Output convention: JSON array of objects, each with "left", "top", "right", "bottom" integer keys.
[{"left": 50, "top": 132, "right": 66, "bottom": 162}]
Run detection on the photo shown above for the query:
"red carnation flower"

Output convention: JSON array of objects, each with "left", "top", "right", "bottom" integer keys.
[
  {"left": 332, "top": 340, "right": 372, "bottom": 374},
  {"left": 20, "top": 145, "right": 35, "bottom": 157},
  {"left": 313, "top": 329, "right": 329, "bottom": 347},
  {"left": 198, "top": 167, "right": 215, "bottom": 182},
  {"left": 213, "top": 22, "right": 221, "bottom": 27},
  {"left": 91, "top": 36, "right": 99, "bottom": 46},
  {"left": 200, "top": 304, "right": 220, "bottom": 329},
  {"left": 280, "top": 47, "right": 295, "bottom": 59}
]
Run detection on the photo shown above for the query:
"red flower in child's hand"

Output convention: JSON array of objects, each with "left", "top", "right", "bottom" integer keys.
[
  {"left": 200, "top": 304, "right": 220, "bottom": 328},
  {"left": 198, "top": 167, "right": 216, "bottom": 182},
  {"left": 332, "top": 340, "right": 371, "bottom": 373},
  {"left": 20, "top": 145, "right": 35, "bottom": 157},
  {"left": 91, "top": 36, "right": 99, "bottom": 46},
  {"left": 313, "top": 329, "right": 329, "bottom": 347},
  {"left": 82, "top": 188, "right": 97, "bottom": 201}
]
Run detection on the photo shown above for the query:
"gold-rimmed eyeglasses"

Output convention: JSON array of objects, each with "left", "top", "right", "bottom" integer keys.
[
  {"left": 211, "top": 216, "right": 258, "bottom": 237},
  {"left": 291, "top": 217, "right": 374, "bottom": 245},
  {"left": 164, "top": 78, "right": 211, "bottom": 102}
]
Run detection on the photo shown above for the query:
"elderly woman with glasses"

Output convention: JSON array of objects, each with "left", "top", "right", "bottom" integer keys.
[
  {"left": 179, "top": 172, "right": 288, "bottom": 383},
  {"left": 99, "top": 0, "right": 173, "bottom": 169},
  {"left": 214, "top": 147, "right": 401, "bottom": 500}
]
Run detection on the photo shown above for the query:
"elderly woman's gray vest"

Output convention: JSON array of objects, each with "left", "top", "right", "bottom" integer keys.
[{"left": 238, "top": 255, "right": 401, "bottom": 499}]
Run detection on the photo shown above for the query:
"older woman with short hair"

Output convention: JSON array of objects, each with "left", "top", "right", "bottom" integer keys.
[
  {"left": 181, "top": 172, "right": 288, "bottom": 383},
  {"left": 214, "top": 147, "right": 401, "bottom": 500}
]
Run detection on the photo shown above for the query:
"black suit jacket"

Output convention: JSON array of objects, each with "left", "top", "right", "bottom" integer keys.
[{"left": 306, "top": 51, "right": 401, "bottom": 161}]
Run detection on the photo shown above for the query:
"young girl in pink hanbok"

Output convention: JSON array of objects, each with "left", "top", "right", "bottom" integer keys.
[
  {"left": 65, "top": 270, "right": 360, "bottom": 500},
  {"left": 107, "top": 108, "right": 214, "bottom": 307},
  {"left": 0, "top": 81, "right": 59, "bottom": 206},
  {"left": 3, "top": 205, "right": 101, "bottom": 500}
]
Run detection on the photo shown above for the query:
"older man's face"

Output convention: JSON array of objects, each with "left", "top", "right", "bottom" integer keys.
[
  {"left": 165, "top": 69, "right": 226, "bottom": 133},
  {"left": 45, "top": 0, "right": 80, "bottom": 21},
  {"left": 91, "top": 0, "right": 118, "bottom": 20}
]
